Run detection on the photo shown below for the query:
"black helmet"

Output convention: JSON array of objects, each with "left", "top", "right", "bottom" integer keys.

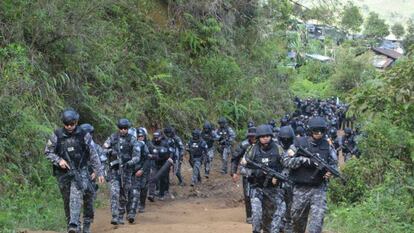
[
  {"left": 192, "top": 129, "right": 201, "bottom": 140},
  {"left": 80, "top": 123, "right": 94, "bottom": 134},
  {"left": 246, "top": 127, "right": 256, "bottom": 137},
  {"left": 279, "top": 126, "right": 295, "bottom": 139},
  {"left": 117, "top": 118, "right": 131, "bottom": 129},
  {"left": 308, "top": 117, "right": 327, "bottom": 131},
  {"left": 279, "top": 126, "right": 295, "bottom": 150},
  {"left": 137, "top": 127, "right": 147, "bottom": 137},
  {"left": 295, "top": 126, "right": 305, "bottom": 136},
  {"left": 329, "top": 127, "right": 337, "bottom": 139},
  {"left": 255, "top": 124, "right": 273, "bottom": 138},
  {"left": 247, "top": 120, "right": 255, "bottom": 128},
  {"left": 280, "top": 117, "right": 289, "bottom": 126},
  {"left": 218, "top": 117, "right": 227, "bottom": 126},
  {"left": 163, "top": 126, "right": 174, "bottom": 137},
  {"left": 61, "top": 108, "right": 79, "bottom": 124},
  {"left": 153, "top": 130, "right": 162, "bottom": 140},
  {"left": 203, "top": 121, "right": 212, "bottom": 131},
  {"left": 268, "top": 119, "right": 276, "bottom": 127},
  {"left": 344, "top": 127, "right": 353, "bottom": 136}
]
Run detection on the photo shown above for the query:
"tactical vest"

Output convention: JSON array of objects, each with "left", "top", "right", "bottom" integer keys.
[
  {"left": 247, "top": 142, "right": 283, "bottom": 188},
  {"left": 202, "top": 131, "right": 215, "bottom": 148},
  {"left": 290, "top": 136, "right": 330, "bottom": 186},
  {"left": 188, "top": 139, "right": 205, "bottom": 158},
  {"left": 111, "top": 133, "right": 133, "bottom": 163},
  {"left": 150, "top": 140, "right": 171, "bottom": 165},
  {"left": 54, "top": 127, "right": 89, "bottom": 175}
]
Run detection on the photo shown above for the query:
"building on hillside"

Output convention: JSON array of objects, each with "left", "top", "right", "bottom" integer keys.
[{"left": 371, "top": 47, "right": 403, "bottom": 69}]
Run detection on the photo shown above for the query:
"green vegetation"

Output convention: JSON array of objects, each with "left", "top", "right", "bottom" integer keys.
[
  {"left": 364, "top": 12, "right": 390, "bottom": 38},
  {"left": 0, "top": 0, "right": 293, "bottom": 231},
  {"left": 340, "top": 2, "right": 364, "bottom": 33},
  {"left": 1, "top": 0, "right": 413, "bottom": 232}
]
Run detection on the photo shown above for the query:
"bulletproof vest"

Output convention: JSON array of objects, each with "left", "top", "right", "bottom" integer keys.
[
  {"left": 217, "top": 127, "right": 230, "bottom": 143},
  {"left": 112, "top": 133, "right": 133, "bottom": 163},
  {"left": 248, "top": 142, "right": 283, "bottom": 188},
  {"left": 165, "top": 137, "right": 177, "bottom": 154},
  {"left": 188, "top": 139, "right": 204, "bottom": 158},
  {"left": 150, "top": 140, "right": 171, "bottom": 164},
  {"left": 240, "top": 139, "right": 251, "bottom": 150},
  {"left": 202, "top": 131, "right": 215, "bottom": 148},
  {"left": 290, "top": 136, "right": 330, "bottom": 186},
  {"left": 55, "top": 127, "right": 89, "bottom": 171}
]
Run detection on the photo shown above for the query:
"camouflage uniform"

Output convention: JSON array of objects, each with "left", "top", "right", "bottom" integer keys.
[
  {"left": 283, "top": 136, "right": 338, "bottom": 233},
  {"left": 231, "top": 138, "right": 255, "bottom": 223},
  {"left": 147, "top": 137, "right": 175, "bottom": 199},
  {"left": 186, "top": 136, "right": 208, "bottom": 186},
  {"left": 168, "top": 134, "right": 185, "bottom": 185},
  {"left": 245, "top": 141, "right": 286, "bottom": 233},
  {"left": 129, "top": 140, "right": 150, "bottom": 219},
  {"left": 201, "top": 128, "right": 219, "bottom": 177},
  {"left": 103, "top": 132, "right": 141, "bottom": 224},
  {"left": 45, "top": 127, "right": 103, "bottom": 232},
  {"left": 81, "top": 142, "right": 107, "bottom": 232},
  {"left": 216, "top": 126, "right": 236, "bottom": 174}
]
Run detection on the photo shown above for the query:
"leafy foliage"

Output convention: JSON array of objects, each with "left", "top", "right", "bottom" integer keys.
[
  {"left": 391, "top": 22, "right": 405, "bottom": 39},
  {"left": 340, "top": 2, "right": 364, "bottom": 33},
  {"left": 363, "top": 12, "right": 390, "bottom": 38}
]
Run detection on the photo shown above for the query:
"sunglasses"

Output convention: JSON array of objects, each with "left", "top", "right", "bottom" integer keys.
[{"left": 119, "top": 127, "right": 129, "bottom": 130}]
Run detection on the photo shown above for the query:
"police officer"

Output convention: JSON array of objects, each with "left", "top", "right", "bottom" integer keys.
[
  {"left": 201, "top": 121, "right": 220, "bottom": 178},
  {"left": 103, "top": 118, "right": 141, "bottom": 225},
  {"left": 128, "top": 128, "right": 150, "bottom": 223},
  {"left": 244, "top": 124, "right": 286, "bottom": 233},
  {"left": 216, "top": 117, "right": 236, "bottom": 174},
  {"left": 45, "top": 109, "right": 104, "bottom": 233},
  {"left": 164, "top": 126, "right": 185, "bottom": 186},
  {"left": 147, "top": 130, "right": 174, "bottom": 201},
  {"left": 79, "top": 123, "right": 106, "bottom": 233},
  {"left": 278, "top": 126, "right": 296, "bottom": 233},
  {"left": 230, "top": 127, "right": 256, "bottom": 224},
  {"left": 135, "top": 127, "right": 151, "bottom": 213},
  {"left": 284, "top": 117, "right": 338, "bottom": 233},
  {"left": 340, "top": 127, "right": 359, "bottom": 161},
  {"left": 186, "top": 129, "right": 208, "bottom": 186}
]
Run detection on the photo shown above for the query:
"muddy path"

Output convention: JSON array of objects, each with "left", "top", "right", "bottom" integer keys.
[{"left": 27, "top": 158, "right": 252, "bottom": 233}]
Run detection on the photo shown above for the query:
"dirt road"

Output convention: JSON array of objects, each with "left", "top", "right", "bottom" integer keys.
[{"left": 27, "top": 159, "right": 252, "bottom": 233}]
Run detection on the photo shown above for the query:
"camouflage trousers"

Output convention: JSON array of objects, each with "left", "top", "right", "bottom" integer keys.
[
  {"left": 191, "top": 158, "right": 202, "bottom": 185},
  {"left": 291, "top": 184, "right": 327, "bottom": 233},
  {"left": 138, "top": 172, "right": 149, "bottom": 210},
  {"left": 174, "top": 156, "right": 184, "bottom": 184},
  {"left": 242, "top": 176, "right": 252, "bottom": 220},
  {"left": 83, "top": 181, "right": 97, "bottom": 225},
  {"left": 109, "top": 169, "right": 134, "bottom": 220},
  {"left": 282, "top": 182, "right": 293, "bottom": 233},
  {"left": 57, "top": 169, "right": 92, "bottom": 229},
  {"left": 204, "top": 147, "right": 215, "bottom": 176},
  {"left": 250, "top": 186, "right": 286, "bottom": 233},
  {"left": 220, "top": 146, "right": 232, "bottom": 174}
]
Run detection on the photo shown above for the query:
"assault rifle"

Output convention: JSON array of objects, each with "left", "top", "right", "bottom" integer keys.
[
  {"left": 61, "top": 149, "right": 94, "bottom": 194},
  {"left": 296, "top": 146, "right": 347, "bottom": 184},
  {"left": 109, "top": 140, "right": 124, "bottom": 188},
  {"left": 245, "top": 158, "right": 292, "bottom": 185}
]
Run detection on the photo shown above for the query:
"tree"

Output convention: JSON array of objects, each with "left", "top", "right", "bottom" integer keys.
[
  {"left": 403, "top": 19, "right": 414, "bottom": 51},
  {"left": 391, "top": 22, "right": 405, "bottom": 39},
  {"left": 364, "top": 12, "right": 389, "bottom": 38},
  {"left": 340, "top": 2, "right": 364, "bottom": 33}
]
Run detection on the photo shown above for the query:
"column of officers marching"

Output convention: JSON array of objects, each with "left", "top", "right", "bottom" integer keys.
[
  {"left": 45, "top": 109, "right": 239, "bottom": 233},
  {"left": 45, "top": 98, "right": 357, "bottom": 233}
]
